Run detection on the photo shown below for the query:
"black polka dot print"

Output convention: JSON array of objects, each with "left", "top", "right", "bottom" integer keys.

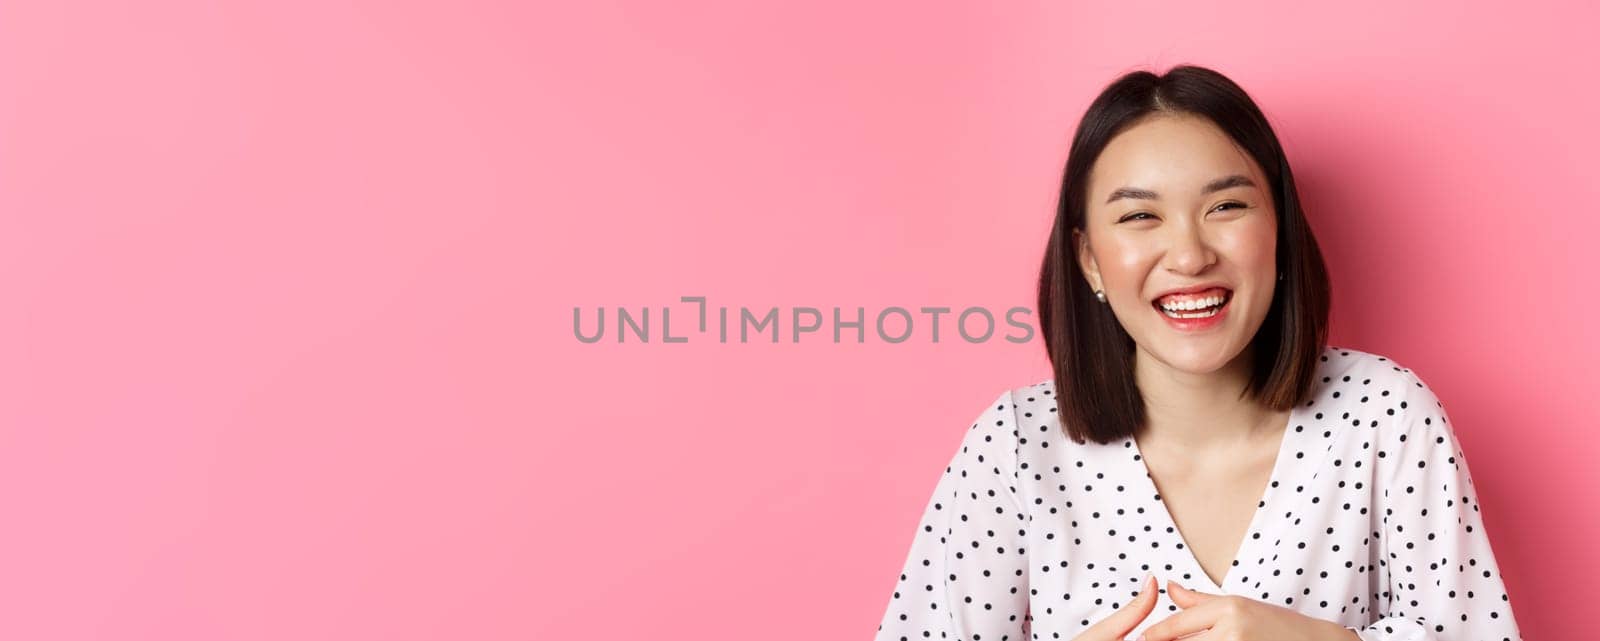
[{"left": 873, "top": 347, "right": 1521, "bottom": 641}]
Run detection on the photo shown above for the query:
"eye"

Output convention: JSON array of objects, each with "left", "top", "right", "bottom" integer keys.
[
  {"left": 1117, "top": 212, "right": 1155, "bottom": 223},
  {"left": 1212, "top": 201, "right": 1246, "bottom": 212}
]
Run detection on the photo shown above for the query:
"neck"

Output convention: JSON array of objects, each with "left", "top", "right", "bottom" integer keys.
[{"left": 1133, "top": 344, "right": 1282, "bottom": 452}]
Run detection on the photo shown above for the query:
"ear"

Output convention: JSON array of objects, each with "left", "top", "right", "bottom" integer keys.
[{"left": 1073, "top": 228, "right": 1102, "bottom": 293}]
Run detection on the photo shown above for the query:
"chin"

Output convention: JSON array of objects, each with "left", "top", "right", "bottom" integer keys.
[{"left": 1142, "top": 339, "right": 1246, "bottom": 375}]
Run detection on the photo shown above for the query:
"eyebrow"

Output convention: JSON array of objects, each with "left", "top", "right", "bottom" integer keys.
[{"left": 1104, "top": 174, "right": 1257, "bottom": 204}]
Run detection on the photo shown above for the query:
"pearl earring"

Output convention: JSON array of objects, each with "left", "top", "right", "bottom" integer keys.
[{"left": 1095, "top": 289, "right": 1107, "bottom": 303}]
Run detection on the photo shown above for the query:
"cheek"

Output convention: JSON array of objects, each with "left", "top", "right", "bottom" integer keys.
[
  {"left": 1099, "top": 237, "right": 1158, "bottom": 280},
  {"left": 1222, "top": 218, "right": 1278, "bottom": 270}
]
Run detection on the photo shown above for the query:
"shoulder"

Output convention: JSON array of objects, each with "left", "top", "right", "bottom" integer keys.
[
  {"left": 954, "top": 386, "right": 1024, "bottom": 453},
  {"left": 1001, "top": 378, "right": 1062, "bottom": 432},
  {"left": 964, "top": 378, "right": 1059, "bottom": 421},
  {"left": 1311, "top": 345, "right": 1440, "bottom": 404},
  {"left": 1330, "top": 345, "right": 1440, "bottom": 396},
  {"left": 956, "top": 379, "right": 1063, "bottom": 456},
  {"left": 1315, "top": 344, "right": 1410, "bottom": 381},
  {"left": 1317, "top": 346, "right": 1452, "bottom": 447},
  {"left": 961, "top": 379, "right": 1059, "bottom": 442}
]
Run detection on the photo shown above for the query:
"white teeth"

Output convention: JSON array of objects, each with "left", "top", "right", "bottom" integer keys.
[
  {"left": 1158, "top": 293, "right": 1226, "bottom": 311},
  {"left": 1161, "top": 306, "right": 1222, "bottom": 319}
]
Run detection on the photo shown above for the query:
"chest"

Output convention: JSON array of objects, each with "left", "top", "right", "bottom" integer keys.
[
  {"left": 1140, "top": 440, "right": 1280, "bottom": 589},
  {"left": 1153, "top": 470, "right": 1272, "bottom": 587}
]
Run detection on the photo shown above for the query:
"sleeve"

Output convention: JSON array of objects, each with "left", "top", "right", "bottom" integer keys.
[
  {"left": 872, "top": 388, "right": 1031, "bottom": 641},
  {"left": 1344, "top": 370, "right": 1523, "bottom": 641}
]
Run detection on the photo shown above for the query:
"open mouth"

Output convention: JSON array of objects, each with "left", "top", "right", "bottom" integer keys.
[{"left": 1151, "top": 289, "right": 1233, "bottom": 319}]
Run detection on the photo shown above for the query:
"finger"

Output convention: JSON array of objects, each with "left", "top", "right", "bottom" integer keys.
[
  {"left": 1084, "top": 572, "right": 1159, "bottom": 641},
  {"left": 1166, "top": 581, "right": 1220, "bottom": 609},
  {"left": 1136, "top": 601, "right": 1218, "bottom": 641}
]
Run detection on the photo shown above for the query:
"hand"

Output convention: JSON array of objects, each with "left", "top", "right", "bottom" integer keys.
[
  {"left": 1136, "top": 581, "right": 1360, "bottom": 641},
  {"left": 1070, "top": 573, "right": 1160, "bottom": 641}
]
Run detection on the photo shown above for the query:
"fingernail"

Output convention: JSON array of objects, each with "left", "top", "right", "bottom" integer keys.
[{"left": 1142, "top": 572, "right": 1154, "bottom": 593}]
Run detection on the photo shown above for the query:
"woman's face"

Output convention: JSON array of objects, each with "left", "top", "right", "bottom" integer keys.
[{"left": 1074, "top": 113, "right": 1278, "bottom": 375}]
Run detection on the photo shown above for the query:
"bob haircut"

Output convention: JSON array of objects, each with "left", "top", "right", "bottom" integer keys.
[{"left": 1036, "top": 64, "right": 1332, "bottom": 446}]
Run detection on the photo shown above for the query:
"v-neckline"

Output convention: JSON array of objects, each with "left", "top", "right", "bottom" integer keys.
[{"left": 1123, "top": 406, "right": 1302, "bottom": 594}]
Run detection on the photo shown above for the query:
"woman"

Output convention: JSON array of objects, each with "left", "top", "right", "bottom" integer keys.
[{"left": 872, "top": 66, "right": 1521, "bottom": 641}]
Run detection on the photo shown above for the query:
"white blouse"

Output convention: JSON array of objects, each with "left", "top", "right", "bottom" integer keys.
[{"left": 873, "top": 347, "right": 1521, "bottom": 641}]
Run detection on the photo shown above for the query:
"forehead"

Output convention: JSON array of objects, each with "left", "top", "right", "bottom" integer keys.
[{"left": 1088, "top": 114, "right": 1264, "bottom": 199}]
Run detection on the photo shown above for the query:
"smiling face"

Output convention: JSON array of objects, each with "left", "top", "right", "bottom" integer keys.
[{"left": 1074, "top": 113, "right": 1279, "bottom": 375}]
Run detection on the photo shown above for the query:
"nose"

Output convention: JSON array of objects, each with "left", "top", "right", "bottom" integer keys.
[{"left": 1161, "top": 220, "right": 1216, "bottom": 275}]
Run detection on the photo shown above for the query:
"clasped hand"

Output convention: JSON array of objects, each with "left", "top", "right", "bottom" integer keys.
[{"left": 1072, "top": 573, "right": 1359, "bottom": 641}]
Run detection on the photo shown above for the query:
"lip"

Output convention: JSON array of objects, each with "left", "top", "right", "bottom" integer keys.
[
  {"left": 1150, "top": 283, "right": 1233, "bottom": 303},
  {"left": 1152, "top": 290, "right": 1232, "bottom": 332}
]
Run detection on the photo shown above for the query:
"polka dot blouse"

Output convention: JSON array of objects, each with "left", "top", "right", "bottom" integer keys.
[{"left": 873, "top": 347, "right": 1521, "bottom": 641}]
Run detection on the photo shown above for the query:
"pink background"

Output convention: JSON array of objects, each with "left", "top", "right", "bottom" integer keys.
[{"left": 0, "top": 1, "right": 1589, "bottom": 639}]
